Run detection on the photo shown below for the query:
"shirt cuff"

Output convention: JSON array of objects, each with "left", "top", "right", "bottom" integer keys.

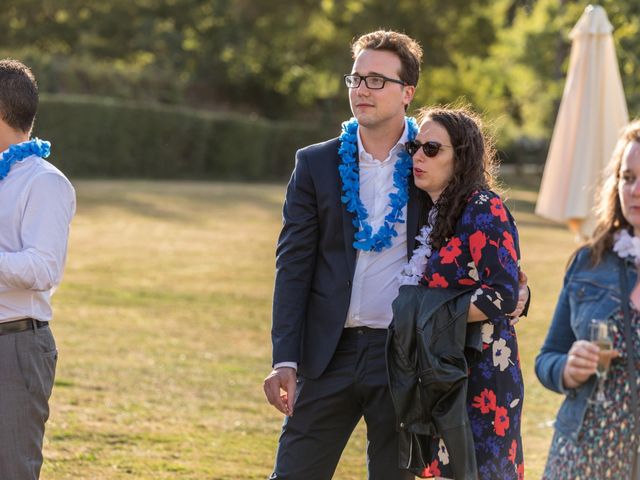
[{"left": 274, "top": 362, "right": 297, "bottom": 371}]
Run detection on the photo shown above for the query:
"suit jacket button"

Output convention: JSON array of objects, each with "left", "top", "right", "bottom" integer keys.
[{"left": 347, "top": 280, "right": 352, "bottom": 287}]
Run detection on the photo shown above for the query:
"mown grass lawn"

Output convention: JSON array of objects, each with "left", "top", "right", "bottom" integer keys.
[{"left": 42, "top": 178, "right": 575, "bottom": 479}]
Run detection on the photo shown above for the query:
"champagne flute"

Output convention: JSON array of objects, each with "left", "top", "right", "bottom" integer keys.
[{"left": 588, "top": 319, "right": 613, "bottom": 405}]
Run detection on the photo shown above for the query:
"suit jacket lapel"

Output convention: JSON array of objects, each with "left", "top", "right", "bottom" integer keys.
[
  {"left": 406, "top": 178, "right": 420, "bottom": 259},
  {"left": 338, "top": 149, "right": 357, "bottom": 279},
  {"left": 342, "top": 203, "right": 357, "bottom": 279}
]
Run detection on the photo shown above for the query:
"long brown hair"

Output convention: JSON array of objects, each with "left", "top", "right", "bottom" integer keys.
[
  {"left": 416, "top": 105, "right": 499, "bottom": 250},
  {"left": 585, "top": 120, "right": 640, "bottom": 264}
]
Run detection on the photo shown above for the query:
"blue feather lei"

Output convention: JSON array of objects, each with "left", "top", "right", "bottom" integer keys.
[
  {"left": 0, "top": 138, "right": 51, "bottom": 180},
  {"left": 338, "top": 117, "right": 418, "bottom": 252}
]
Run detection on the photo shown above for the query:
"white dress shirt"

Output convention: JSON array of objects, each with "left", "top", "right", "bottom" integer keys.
[
  {"left": 344, "top": 121, "right": 409, "bottom": 329},
  {"left": 275, "top": 121, "right": 410, "bottom": 370},
  {"left": 0, "top": 147, "right": 76, "bottom": 323}
]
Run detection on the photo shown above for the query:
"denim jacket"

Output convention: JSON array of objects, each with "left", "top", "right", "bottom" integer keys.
[{"left": 535, "top": 247, "right": 636, "bottom": 440}]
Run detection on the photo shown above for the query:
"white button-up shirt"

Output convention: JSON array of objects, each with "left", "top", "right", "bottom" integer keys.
[
  {"left": 344, "top": 121, "right": 409, "bottom": 329},
  {"left": 275, "top": 121, "right": 410, "bottom": 369},
  {"left": 0, "top": 147, "right": 76, "bottom": 323}
]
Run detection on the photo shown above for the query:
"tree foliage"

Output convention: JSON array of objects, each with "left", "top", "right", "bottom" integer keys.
[{"left": 0, "top": 0, "right": 638, "bottom": 148}]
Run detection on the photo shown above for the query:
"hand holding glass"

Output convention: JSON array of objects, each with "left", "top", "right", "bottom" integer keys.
[{"left": 589, "top": 319, "right": 613, "bottom": 405}]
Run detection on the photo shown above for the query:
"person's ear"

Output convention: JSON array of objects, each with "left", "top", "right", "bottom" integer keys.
[{"left": 402, "top": 85, "right": 416, "bottom": 108}]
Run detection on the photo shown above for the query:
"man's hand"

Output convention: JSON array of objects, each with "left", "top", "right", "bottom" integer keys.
[
  {"left": 562, "top": 340, "right": 620, "bottom": 389},
  {"left": 509, "top": 271, "right": 529, "bottom": 325},
  {"left": 263, "top": 367, "right": 297, "bottom": 416}
]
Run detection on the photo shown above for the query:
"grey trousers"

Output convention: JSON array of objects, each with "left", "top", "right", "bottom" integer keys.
[{"left": 0, "top": 324, "right": 57, "bottom": 480}]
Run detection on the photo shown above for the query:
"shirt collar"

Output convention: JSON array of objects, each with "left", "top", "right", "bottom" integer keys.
[
  {"left": 0, "top": 140, "right": 32, "bottom": 162},
  {"left": 357, "top": 118, "right": 409, "bottom": 165}
]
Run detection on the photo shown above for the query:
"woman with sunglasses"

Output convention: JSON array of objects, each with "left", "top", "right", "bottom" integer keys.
[{"left": 396, "top": 106, "right": 524, "bottom": 479}]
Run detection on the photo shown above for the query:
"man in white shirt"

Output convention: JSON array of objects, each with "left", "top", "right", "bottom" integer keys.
[
  {"left": 263, "top": 31, "right": 423, "bottom": 479},
  {"left": 0, "top": 59, "right": 76, "bottom": 480}
]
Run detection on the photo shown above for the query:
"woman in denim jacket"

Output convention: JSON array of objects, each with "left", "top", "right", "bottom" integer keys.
[{"left": 536, "top": 120, "right": 640, "bottom": 478}]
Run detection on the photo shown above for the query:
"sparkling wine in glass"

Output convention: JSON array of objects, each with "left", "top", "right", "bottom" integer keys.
[{"left": 589, "top": 319, "right": 612, "bottom": 405}]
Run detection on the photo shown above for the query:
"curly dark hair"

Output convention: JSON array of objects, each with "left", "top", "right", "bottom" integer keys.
[
  {"left": 0, "top": 59, "right": 38, "bottom": 134},
  {"left": 584, "top": 119, "right": 640, "bottom": 265},
  {"left": 416, "top": 105, "right": 499, "bottom": 250}
]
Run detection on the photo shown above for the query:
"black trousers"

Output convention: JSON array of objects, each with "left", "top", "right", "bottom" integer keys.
[{"left": 270, "top": 327, "right": 414, "bottom": 480}]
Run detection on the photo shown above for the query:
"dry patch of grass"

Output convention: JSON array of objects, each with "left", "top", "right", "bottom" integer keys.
[{"left": 42, "top": 179, "right": 574, "bottom": 479}]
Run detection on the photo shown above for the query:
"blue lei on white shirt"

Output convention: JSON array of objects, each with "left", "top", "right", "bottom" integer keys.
[
  {"left": 338, "top": 117, "right": 418, "bottom": 252},
  {"left": 0, "top": 138, "right": 51, "bottom": 180}
]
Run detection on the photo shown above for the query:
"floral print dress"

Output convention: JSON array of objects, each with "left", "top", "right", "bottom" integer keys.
[
  {"left": 542, "top": 304, "right": 640, "bottom": 479},
  {"left": 419, "top": 190, "right": 525, "bottom": 480}
]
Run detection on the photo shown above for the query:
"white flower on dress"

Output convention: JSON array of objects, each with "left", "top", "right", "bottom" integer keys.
[
  {"left": 437, "top": 438, "right": 450, "bottom": 465},
  {"left": 492, "top": 338, "right": 512, "bottom": 371},
  {"left": 467, "top": 261, "right": 479, "bottom": 281},
  {"left": 481, "top": 322, "right": 494, "bottom": 344},
  {"left": 471, "top": 288, "right": 503, "bottom": 310},
  {"left": 484, "top": 290, "right": 504, "bottom": 309},
  {"left": 475, "top": 193, "right": 490, "bottom": 205},
  {"left": 470, "top": 288, "right": 484, "bottom": 303}
]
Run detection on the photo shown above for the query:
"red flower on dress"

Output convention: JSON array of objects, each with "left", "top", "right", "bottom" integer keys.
[
  {"left": 508, "top": 439, "right": 517, "bottom": 463},
  {"left": 517, "top": 462, "right": 525, "bottom": 480},
  {"left": 503, "top": 231, "right": 517, "bottom": 261},
  {"left": 420, "top": 460, "right": 441, "bottom": 477},
  {"left": 428, "top": 273, "right": 449, "bottom": 288},
  {"left": 494, "top": 405, "right": 510, "bottom": 436},
  {"left": 471, "top": 388, "right": 497, "bottom": 414},
  {"left": 490, "top": 197, "right": 508, "bottom": 222},
  {"left": 469, "top": 231, "right": 487, "bottom": 266},
  {"left": 439, "top": 237, "right": 462, "bottom": 264}
]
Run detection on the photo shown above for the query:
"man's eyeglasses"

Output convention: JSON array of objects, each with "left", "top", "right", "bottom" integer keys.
[
  {"left": 405, "top": 140, "right": 452, "bottom": 158},
  {"left": 344, "top": 74, "right": 407, "bottom": 90}
]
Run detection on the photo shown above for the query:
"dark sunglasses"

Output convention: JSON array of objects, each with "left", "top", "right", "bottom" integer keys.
[{"left": 405, "top": 140, "right": 452, "bottom": 158}]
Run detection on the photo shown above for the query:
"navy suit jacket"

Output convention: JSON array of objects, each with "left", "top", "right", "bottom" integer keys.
[{"left": 272, "top": 137, "right": 424, "bottom": 379}]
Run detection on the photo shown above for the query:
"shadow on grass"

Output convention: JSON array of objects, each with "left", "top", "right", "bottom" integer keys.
[
  {"left": 75, "top": 180, "right": 285, "bottom": 223},
  {"left": 61, "top": 283, "right": 265, "bottom": 309},
  {"left": 73, "top": 176, "right": 556, "bottom": 228},
  {"left": 500, "top": 173, "right": 544, "bottom": 193},
  {"left": 50, "top": 430, "right": 157, "bottom": 446},
  {"left": 54, "top": 378, "right": 75, "bottom": 388}
]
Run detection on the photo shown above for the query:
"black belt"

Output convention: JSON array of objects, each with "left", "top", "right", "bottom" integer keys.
[
  {"left": 341, "top": 326, "right": 388, "bottom": 339},
  {"left": 0, "top": 318, "right": 48, "bottom": 336}
]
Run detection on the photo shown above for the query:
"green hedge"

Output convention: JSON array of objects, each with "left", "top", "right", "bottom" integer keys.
[
  {"left": 33, "top": 95, "right": 547, "bottom": 180},
  {"left": 34, "top": 95, "right": 335, "bottom": 180}
]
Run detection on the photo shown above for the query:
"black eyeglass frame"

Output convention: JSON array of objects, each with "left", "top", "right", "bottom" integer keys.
[
  {"left": 343, "top": 74, "right": 408, "bottom": 89},
  {"left": 404, "top": 140, "right": 453, "bottom": 158}
]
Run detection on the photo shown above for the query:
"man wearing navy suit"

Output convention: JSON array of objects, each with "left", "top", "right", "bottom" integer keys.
[{"left": 263, "top": 30, "right": 423, "bottom": 480}]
